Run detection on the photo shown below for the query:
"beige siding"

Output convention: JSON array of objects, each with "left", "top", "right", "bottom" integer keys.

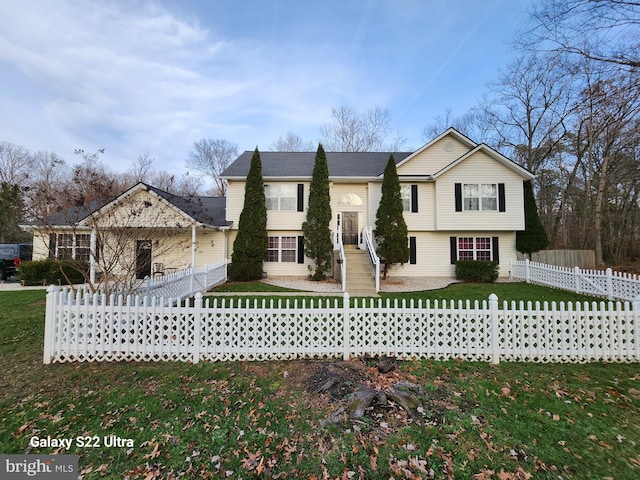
[
  {"left": 435, "top": 151, "right": 525, "bottom": 231},
  {"left": 403, "top": 182, "right": 435, "bottom": 231},
  {"left": 93, "top": 190, "right": 189, "bottom": 229},
  {"left": 367, "top": 182, "right": 435, "bottom": 231},
  {"left": 193, "top": 230, "right": 227, "bottom": 267},
  {"left": 389, "top": 231, "right": 517, "bottom": 278},
  {"left": 397, "top": 135, "right": 471, "bottom": 176},
  {"left": 228, "top": 181, "right": 309, "bottom": 231},
  {"left": 32, "top": 231, "right": 52, "bottom": 260},
  {"left": 226, "top": 230, "right": 313, "bottom": 277},
  {"left": 225, "top": 181, "right": 245, "bottom": 226}
]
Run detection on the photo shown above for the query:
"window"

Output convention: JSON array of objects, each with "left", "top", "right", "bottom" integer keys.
[
  {"left": 401, "top": 185, "right": 411, "bottom": 212},
  {"left": 55, "top": 233, "right": 91, "bottom": 262},
  {"left": 266, "top": 236, "right": 297, "bottom": 262},
  {"left": 265, "top": 184, "right": 297, "bottom": 211},
  {"left": 400, "top": 184, "right": 418, "bottom": 212},
  {"left": 457, "top": 237, "right": 492, "bottom": 261},
  {"left": 463, "top": 183, "right": 497, "bottom": 211}
]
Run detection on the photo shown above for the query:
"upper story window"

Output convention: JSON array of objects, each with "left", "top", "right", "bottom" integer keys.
[
  {"left": 401, "top": 185, "right": 411, "bottom": 212},
  {"left": 463, "top": 183, "right": 497, "bottom": 211},
  {"left": 265, "top": 184, "right": 297, "bottom": 211},
  {"left": 400, "top": 184, "right": 418, "bottom": 213}
]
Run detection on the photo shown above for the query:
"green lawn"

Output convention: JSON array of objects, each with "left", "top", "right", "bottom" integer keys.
[
  {"left": 1, "top": 287, "right": 638, "bottom": 479},
  {"left": 206, "top": 281, "right": 604, "bottom": 307}
]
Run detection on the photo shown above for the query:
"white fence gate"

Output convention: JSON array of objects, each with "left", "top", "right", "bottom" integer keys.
[
  {"left": 511, "top": 259, "right": 640, "bottom": 302},
  {"left": 43, "top": 290, "right": 639, "bottom": 364}
]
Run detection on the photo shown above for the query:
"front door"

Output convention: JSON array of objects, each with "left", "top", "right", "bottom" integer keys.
[
  {"left": 342, "top": 212, "right": 359, "bottom": 246},
  {"left": 136, "top": 240, "right": 152, "bottom": 279}
]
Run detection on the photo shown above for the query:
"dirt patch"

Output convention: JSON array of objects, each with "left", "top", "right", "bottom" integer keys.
[{"left": 305, "top": 360, "right": 368, "bottom": 401}]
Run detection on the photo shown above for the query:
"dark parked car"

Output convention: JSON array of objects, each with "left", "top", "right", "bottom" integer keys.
[{"left": 0, "top": 243, "right": 33, "bottom": 280}]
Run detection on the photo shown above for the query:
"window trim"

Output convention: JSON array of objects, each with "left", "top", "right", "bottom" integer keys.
[
  {"left": 463, "top": 183, "right": 498, "bottom": 211},
  {"left": 450, "top": 236, "right": 499, "bottom": 264},
  {"left": 52, "top": 233, "right": 91, "bottom": 262},
  {"left": 266, "top": 235, "right": 299, "bottom": 263},
  {"left": 264, "top": 184, "right": 298, "bottom": 211}
]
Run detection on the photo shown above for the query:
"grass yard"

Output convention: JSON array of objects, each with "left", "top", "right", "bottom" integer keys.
[{"left": 1, "top": 286, "right": 638, "bottom": 479}]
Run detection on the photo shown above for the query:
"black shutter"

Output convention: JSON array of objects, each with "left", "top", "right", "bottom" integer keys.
[
  {"left": 450, "top": 236, "right": 457, "bottom": 264},
  {"left": 297, "top": 236, "right": 305, "bottom": 264},
  {"left": 492, "top": 236, "right": 499, "bottom": 263},
  {"left": 411, "top": 184, "right": 418, "bottom": 213},
  {"left": 48, "top": 233, "right": 57, "bottom": 259},
  {"left": 455, "top": 183, "right": 462, "bottom": 211},
  {"left": 498, "top": 183, "right": 506, "bottom": 212},
  {"left": 409, "top": 237, "right": 417, "bottom": 264},
  {"left": 297, "top": 184, "right": 304, "bottom": 212}
]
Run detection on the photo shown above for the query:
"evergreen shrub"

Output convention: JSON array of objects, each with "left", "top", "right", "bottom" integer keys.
[
  {"left": 455, "top": 260, "right": 499, "bottom": 283},
  {"left": 19, "top": 259, "right": 88, "bottom": 286}
]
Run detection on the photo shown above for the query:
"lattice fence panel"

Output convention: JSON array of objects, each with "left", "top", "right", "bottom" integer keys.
[{"left": 43, "top": 288, "right": 640, "bottom": 364}]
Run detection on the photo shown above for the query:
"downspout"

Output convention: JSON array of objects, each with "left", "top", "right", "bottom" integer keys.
[
  {"left": 191, "top": 224, "right": 197, "bottom": 268},
  {"left": 90, "top": 228, "right": 97, "bottom": 285},
  {"left": 224, "top": 228, "right": 229, "bottom": 279}
]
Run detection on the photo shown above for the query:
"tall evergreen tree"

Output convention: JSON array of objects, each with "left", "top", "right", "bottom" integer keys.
[
  {"left": 516, "top": 180, "right": 549, "bottom": 256},
  {"left": 302, "top": 144, "right": 332, "bottom": 280},
  {"left": 0, "top": 182, "right": 27, "bottom": 243},
  {"left": 229, "top": 148, "right": 267, "bottom": 281},
  {"left": 375, "top": 155, "right": 409, "bottom": 278}
]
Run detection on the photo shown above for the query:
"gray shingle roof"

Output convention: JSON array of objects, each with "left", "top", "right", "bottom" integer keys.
[
  {"left": 145, "top": 185, "right": 231, "bottom": 227},
  {"left": 30, "top": 184, "right": 231, "bottom": 228},
  {"left": 221, "top": 151, "right": 413, "bottom": 178}
]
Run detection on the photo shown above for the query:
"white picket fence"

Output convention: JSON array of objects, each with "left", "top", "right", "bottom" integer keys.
[
  {"left": 43, "top": 290, "right": 639, "bottom": 364},
  {"left": 511, "top": 259, "right": 640, "bottom": 302}
]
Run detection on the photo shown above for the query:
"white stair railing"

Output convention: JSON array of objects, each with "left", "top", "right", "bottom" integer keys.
[
  {"left": 362, "top": 226, "right": 380, "bottom": 292},
  {"left": 336, "top": 226, "right": 347, "bottom": 292}
]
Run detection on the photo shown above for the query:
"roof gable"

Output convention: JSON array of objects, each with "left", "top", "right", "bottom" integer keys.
[
  {"left": 395, "top": 128, "right": 477, "bottom": 174},
  {"left": 433, "top": 144, "right": 535, "bottom": 180},
  {"left": 74, "top": 183, "right": 230, "bottom": 228}
]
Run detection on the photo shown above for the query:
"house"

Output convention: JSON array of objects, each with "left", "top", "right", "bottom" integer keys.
[
  {"left": 221, "top": 128, "right": 534, "bottom": 281},
  {"left": 28, "top": 128, "right": 534, "bottom": 290}
]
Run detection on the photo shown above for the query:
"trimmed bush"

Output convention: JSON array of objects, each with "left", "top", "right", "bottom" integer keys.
[
  {"left": 18, "top": 259, "right": 88, "bottom": 286},
  {"left": 455, "top": 260, "right": 499, "bottom": 283}
]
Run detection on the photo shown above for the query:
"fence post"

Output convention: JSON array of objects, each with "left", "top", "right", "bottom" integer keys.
[
  {"left": 489, "top": 293, "right": 500, "bottom": 364},
  {"left": 574, "top": 266, "right": 581, "bottom": 294},
  {"left": 525, "top": 259, "right": 530, "bottom": 283},
  {"left": 43, "top": 285, "right": 60, "bottom": 364},
  {"left": 634, "top": 296, "right": 640, "bottom": 362},
  {"left": 606, "top": 268, "right": 613, "bottom": 300},
  {"left": 343, "top": 292, "right": 350, "bottom": 361},
  {"left": 193, "top": 292, "right": 203, "bottom": 363}
]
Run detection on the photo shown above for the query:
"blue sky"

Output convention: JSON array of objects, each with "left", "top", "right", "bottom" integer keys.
[{"left": 0, "top": 0, "right": 532, "bottom": 175}]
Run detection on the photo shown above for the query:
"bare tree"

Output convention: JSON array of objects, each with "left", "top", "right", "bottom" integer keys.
[
  {"left": 320, "top": 106, "right": 407, "bottom": 152},
  {"left": 422, "top": 108, "right": 497, "bottom": 147},
  {"left": 25, "top": 150, "right": 68, "bottom": 219},
  {"left": 483, "top": 54, "right": 578, "bottom": 173},
  {"left": 523, "top": 0, "right": 640, "bottom": 69},
  {"left": 270, "top": 131, "right": 314, "bottom": 151},
  {"left": 574, "top": 71, "right": 640, "bottom": 264},
  {"left": 186, "top": 139, "right": 238, "bottom": 197},
  {"left": 0, "top": 141, "right": 32, "bottom": 184},
  {"left": 127, "top": 153, "right": 155, "bottom": 183}
]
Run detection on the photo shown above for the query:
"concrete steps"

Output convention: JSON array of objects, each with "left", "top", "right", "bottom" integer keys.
[{"left": 344, "top": 249, "right": 378, "bottom": 297}]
